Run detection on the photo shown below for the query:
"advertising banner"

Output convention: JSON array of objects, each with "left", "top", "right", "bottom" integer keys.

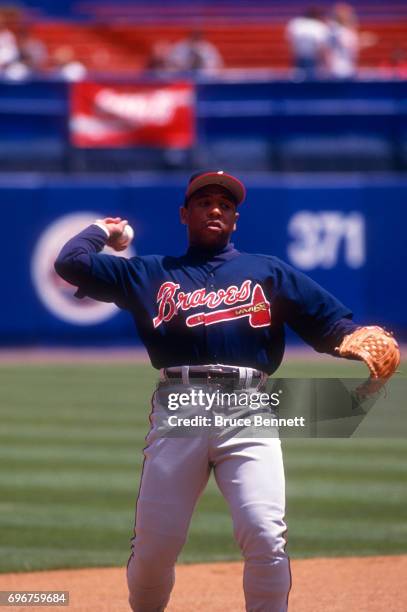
[{"left": 70, "top": 81, "right": 196, "bottom": 148}]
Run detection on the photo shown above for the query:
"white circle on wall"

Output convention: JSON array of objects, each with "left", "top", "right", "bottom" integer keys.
[{"left": 31, "top": 212, "right": 135, "bottom": 325}]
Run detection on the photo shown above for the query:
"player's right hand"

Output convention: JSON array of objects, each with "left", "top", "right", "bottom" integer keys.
[{"left": 100, "top": 217, "right": 130, "bottom": 251}]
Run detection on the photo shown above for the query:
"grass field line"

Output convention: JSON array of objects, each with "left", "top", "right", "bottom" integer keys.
[
  {"left": 0, "top": 547, "right": 126, "bottom": 564},
  {"left": 1, "top": 445, "right": 406, "bottom": 470},
  {"left": 0, "top": 509, "right": 227, "bottom": 531},
  {"left": 0, "top": 472, "right": 137, "bottom": 490},
  {"left": 1, "top": 437, "right": 406, "bottom": 454},
  {"left": 288, "top": 523, "right": 407, "bottom": 541},
  {"left": 1, "top": 472, "right": 405, "bottom": 497},
  {"left": 0, "top": 436, "right": 147, "bottom": 451},
  {"left": 1, "top": 456, "right": 406, "bottom": 480},
  {"left": 0, "top": 504, "right": 227, "bottom": 522},
  {"left": 0, "top": 425, "right": 145, "bottom": 441},
  {"left": 282, "top": 438, "right": 407, "bottom": 451},
  {"left": 286, "top": 479, "right": 406, "bottom": 497},
  {"left": 0, "top": 447, "right": 142, "bottom": 465},
  {"left": 0, "top": 346, "right": 339, "bottom": 364},
  {"left": 0, "top": 411, "right": 144, "bottom": 425},
  {"left": 1, "top": 509, "right": 405, "bottom": 534}
]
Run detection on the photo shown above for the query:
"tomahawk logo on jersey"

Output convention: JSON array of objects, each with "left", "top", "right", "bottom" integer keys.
[{"left": 153, "top": 280, "right": 271, "bottom": 329}]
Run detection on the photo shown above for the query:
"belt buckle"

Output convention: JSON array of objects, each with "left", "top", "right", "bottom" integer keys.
[{"left": 207, "top": 366, "right": 223, "bottom": 384}]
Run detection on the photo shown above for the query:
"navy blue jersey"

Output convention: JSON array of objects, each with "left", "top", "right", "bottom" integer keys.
[{"left": 55, "top": 225, "right": 356, "bottom": 374}]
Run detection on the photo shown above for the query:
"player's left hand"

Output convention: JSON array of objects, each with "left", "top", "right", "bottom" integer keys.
[{"left": 336, "top": 325, "right": 400, "bottom": 380}]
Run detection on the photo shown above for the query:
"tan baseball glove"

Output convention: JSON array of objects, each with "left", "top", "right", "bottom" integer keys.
[{"left": 336, "top": 326, "right": 400, "bottom": 399}]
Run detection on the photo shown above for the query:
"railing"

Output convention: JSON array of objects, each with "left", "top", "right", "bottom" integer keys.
[{"left": 0, "top": 76, "right": 406, "bottom": 172}]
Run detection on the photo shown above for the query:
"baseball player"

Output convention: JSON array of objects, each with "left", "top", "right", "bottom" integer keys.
[{"left": 54, "top": 170, "right": 400, "bottom": 611}]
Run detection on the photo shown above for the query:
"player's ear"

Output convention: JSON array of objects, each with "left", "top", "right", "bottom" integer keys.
[
  {"left": 180, "top": 205, "right": 188, "bottom": 225},
  {"left": 233, "top": 211, "right": 239, "bottom": 231}
]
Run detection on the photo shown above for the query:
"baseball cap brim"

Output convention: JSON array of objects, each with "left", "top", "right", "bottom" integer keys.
[{"left": 186, "top": 170, "right": 246, "bottom": 205}]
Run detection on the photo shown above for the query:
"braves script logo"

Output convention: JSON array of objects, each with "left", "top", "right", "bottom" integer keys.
[{"left": 153, "top": 280, "right": 271, "bottom": 329}]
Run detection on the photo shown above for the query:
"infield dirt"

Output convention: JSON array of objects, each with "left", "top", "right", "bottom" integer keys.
[{"left": 0, "top": 556, "right": 405, "bottom": 611}]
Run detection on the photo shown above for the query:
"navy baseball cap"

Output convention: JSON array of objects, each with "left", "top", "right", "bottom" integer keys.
[{"left": 185, "top": 170, "right": 246, "bottom": 205}]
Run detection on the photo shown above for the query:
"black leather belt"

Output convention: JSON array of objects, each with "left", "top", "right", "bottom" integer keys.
[
  {"left": 160, "top": 365, "right": 267, "bottom": 388},
  {"left": 166, "top": 370, "right": 247, "bottom": 381}
]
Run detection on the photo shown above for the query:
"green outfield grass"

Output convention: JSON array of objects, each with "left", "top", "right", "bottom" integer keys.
[{"left": 0, "top": 360, "right": 406, "bottom": 573}]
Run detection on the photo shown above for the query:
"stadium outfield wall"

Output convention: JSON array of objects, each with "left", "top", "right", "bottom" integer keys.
[{"left": 1, "top": 173, "right": 406, "bottom": 346}]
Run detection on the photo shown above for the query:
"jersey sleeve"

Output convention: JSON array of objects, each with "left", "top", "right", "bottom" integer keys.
[
  {"left": 54, "top": 224, "right": 144, "bottom": 309},
  {"left": 272, "top": 257, "right": 354, "bottom": 353}
]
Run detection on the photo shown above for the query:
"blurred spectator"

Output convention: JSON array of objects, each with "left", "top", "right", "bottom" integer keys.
[
  {"left": 17, "top": 27, "right": 48, "bottom": 72},
  {"left": 0, "top": 12, "right": 19, "bottom": 73},
  {"left": 3, "top": 26, "right": 48, "bottom": 80},
  {"left": 286, "top": 7, "right": 329, "bottom": 78},
  {"left": 90, "top": 47, "right": 112, "bottom": 73},
  {"left": 325, "top": 3, "right": 377, "bottom": 79},
  {"left": 380, "top": 46, "right": 407, "bottom": 79},
  {"left": 166, "top": 30, "right": 223, "bottom": 73},
  {"left": 146, "top": 40, "right": 171, "bottom": 73},
  {"left": 52, "top": 46, "right": 87, "bottom": 81}
]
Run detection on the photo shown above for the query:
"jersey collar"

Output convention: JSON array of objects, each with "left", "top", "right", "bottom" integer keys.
[{"left": 186, "top": 242, "right": 239, "bottom": 262}]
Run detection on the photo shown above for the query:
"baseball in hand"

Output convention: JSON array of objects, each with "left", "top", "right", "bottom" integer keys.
[
  {"left": 115, "top": 224, "right": 134, "bottom": 250},
  {"left": 123, "top": 224, "right": 134, "bottom": 245},
  {"left": 101, "top": 217, "right": 135, "bottom": 251}
]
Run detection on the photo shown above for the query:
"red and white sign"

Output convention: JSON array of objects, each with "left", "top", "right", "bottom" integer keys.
[{"left": 70, "top": 81, "right": 196, "bottom": 148}]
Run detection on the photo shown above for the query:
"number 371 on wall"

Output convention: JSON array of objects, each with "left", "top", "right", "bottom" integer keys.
[{"left": 287, "top": 211, "right": 365, "bottom": 270}]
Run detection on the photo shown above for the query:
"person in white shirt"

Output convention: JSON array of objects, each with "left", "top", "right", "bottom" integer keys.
[
  {"left": 0, "top": 14, "right": 19, "bottom": 72},
  {"left": 325, "top": 3, "right": 376, "bottom": 79},
  {"left": 325, "top": 3, "right": 359, "bottom": 78},
  {"left": 52, "top": 45, "right": 87, "bottom": 81},
  {"left": 286, "top": 7, "right": 329, "bottom": 78}
]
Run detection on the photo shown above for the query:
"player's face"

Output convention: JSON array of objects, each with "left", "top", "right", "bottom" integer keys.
[{"left": 180, "top": 185, "right": 239, "bottom": 249}]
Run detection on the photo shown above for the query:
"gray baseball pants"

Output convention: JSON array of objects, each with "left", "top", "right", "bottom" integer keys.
[{"left": 127, "top": 383, "right": 291, "bottom": 611}]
